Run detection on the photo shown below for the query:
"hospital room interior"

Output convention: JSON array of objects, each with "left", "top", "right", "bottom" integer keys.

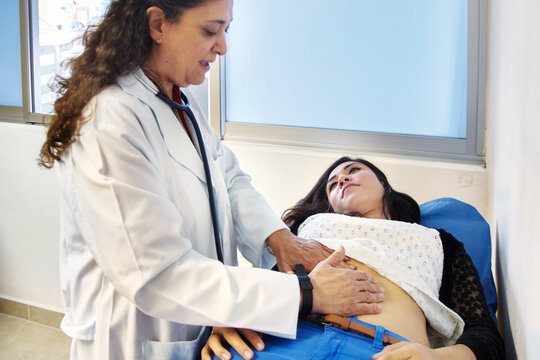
[{"left": 0, "top": 0, "right": 538, "bottom": 359}]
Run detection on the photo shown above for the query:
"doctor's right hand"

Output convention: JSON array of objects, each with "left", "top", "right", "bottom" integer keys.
[{"left": 309, "top": 246, "right": 384, "bottom": 316}]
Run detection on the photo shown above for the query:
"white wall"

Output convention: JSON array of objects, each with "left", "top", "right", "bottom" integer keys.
[
  {"left": 487, "top": 1, "right": 540, "bottom": 359},
  {"left": 0, "top": 122, "right": 62, "bottom": 312},
  {"left": 224, "top": 142, "right": 489, "bottom": 220},
  {"left": 0, "top": 124, "right": 489, "bottom": 314}
]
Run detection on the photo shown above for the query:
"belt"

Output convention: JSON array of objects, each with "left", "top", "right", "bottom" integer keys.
[{"left": 305, "top": 314, "right": 402, "bottom": 345}]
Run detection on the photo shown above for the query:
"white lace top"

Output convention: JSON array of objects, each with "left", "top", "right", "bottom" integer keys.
[{"left": 298, "top": 213, "right": 464, "bottom": 346}]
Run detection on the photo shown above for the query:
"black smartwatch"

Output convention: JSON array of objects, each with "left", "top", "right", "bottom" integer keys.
[{"left": 294, "top": 264, "right": 313, "bottom": 318}]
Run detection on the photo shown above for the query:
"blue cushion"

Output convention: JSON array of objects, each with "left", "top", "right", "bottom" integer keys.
[{"left": 420, "top": 198, "right": 497, "bottom": 322}]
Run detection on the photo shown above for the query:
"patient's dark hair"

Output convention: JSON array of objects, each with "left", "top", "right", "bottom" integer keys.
[{"left": 282, "top": 157, "right": 421, "bottom": 234}]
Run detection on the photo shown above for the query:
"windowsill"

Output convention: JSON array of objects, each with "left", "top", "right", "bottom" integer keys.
[
  {"left": 222, "top": 137, "right": 486, "bottom": 167},
  {"left": 0, "top": 107, "right": 49, "bottom": 125},
  {"left": 0, "top": 106, "right": 24, "bottom": 123}
]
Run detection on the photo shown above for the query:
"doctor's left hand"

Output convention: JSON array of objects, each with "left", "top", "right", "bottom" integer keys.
[
  {"left": 266, "top": 229, "right": 353, "bottom": 273},
  {"left": 201, "top": 327, "right": 264, "bottom": 360}
]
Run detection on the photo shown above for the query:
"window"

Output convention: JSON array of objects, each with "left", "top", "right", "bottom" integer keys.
[
  {"left": 0, "top": 0, "right": 111, "bottom": 122},
  {"left": 0, "top": 0, "right": 23, "bottom": 108},
  {"left": 30, "top": 0, "right": 111, "bottom": 114},
  {"left": 213, "top": 0, "right": 487, "bottom": 161}
]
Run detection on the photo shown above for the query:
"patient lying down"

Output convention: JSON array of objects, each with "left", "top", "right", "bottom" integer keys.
[
  {"left": 203, "top": 157, "right": 504, "bottom": 360},
  {"left": 299, "top": 214, "right": 459, "bottom": 347}
]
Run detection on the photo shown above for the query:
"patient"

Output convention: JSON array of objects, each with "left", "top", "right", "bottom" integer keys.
[{"left": 202, "top": 157, "right": 504, "bottom": 360}]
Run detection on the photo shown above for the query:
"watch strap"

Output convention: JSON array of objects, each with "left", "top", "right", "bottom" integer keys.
[{"left": 294, "top": 264, "right": 313, "bottom": 318}]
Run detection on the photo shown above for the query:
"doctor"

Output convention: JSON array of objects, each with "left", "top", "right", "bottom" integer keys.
[{"left": 39, "top": 0, "right": 385, "bottom": 359}]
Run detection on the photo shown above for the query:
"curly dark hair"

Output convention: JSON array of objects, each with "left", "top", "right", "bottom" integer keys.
[
  {"left": 282, "top": 156, "right": 421, "bottom": 234},
  {"left": 39, "top": 0, "right": 211, "bottom": 168}
]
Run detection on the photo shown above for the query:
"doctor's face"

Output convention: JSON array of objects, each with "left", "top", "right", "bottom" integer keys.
[
  {"left": 326, "top": 161, "right": 386, "bottom": 219},
  {"left": 146, "top": 0, "right": 233, "bottom": 91}
]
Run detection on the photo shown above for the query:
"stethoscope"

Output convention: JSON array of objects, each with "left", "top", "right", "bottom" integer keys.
[{"left": 134, "top": 73, "right": 224, "bottom": 263}]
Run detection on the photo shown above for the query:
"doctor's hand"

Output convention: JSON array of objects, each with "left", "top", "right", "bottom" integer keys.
[
  {"left": 266, "top": 228, "right": 353, "bottom": 273},
  {"left": 310, "top": 246, "right": 384, "bottom": 316},
  {"left": 201, "top": 327, "right": 264, "bottom": 360}
]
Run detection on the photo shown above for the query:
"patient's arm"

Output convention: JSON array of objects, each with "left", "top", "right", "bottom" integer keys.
[
  {"left": 372, "top": 342, "right": 476, "bottom": 360},
  {"left": 372, "top": 230, "right": 505, "bottom": 360},
  {"left": 438, "top": 230, "right": 504, "bottom": 360}
]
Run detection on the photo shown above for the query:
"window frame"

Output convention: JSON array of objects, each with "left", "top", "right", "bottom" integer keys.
[
  {"left": 210, "top": 0, "right": 487, "bottom": 163},
  {"left": 0, "top": 0, "right": 70, "bottom": 125},
  {"left": 0, "top": 0, "right": 26, "bottom": 123},
  {"left": 2, "top": 0, "right": 487, "bottom": 163}
]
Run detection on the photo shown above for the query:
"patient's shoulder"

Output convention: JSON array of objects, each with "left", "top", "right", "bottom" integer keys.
[{"left": 436, "top": 229, "right": 465, "bottom": 253}]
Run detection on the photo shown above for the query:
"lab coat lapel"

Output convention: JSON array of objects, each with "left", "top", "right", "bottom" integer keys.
[
  {"left": 118, "top": 70, "right": 207, "bottom": 183},
  {"left": 153, "top": 101, "right": 207, "bottom": 182}
]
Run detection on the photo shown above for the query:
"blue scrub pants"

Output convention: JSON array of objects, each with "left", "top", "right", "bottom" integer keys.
[{"left": 218, "top": 317, "right": 409, "bottom": 360}]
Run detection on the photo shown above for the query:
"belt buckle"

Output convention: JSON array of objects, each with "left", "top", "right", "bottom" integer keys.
[
  {"left": 320, "top": 319, "right": 332, "bottom": 327},
  {"left": 306, "top": 315, "right": 342, "bottom": 331},
  {"left": 321, "top": 320, "right": 342, "bottom": 330}
]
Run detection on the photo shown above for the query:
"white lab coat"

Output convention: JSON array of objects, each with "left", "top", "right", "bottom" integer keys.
[{"left": 57, "top": 68, "right": 300, "bottom": 360}]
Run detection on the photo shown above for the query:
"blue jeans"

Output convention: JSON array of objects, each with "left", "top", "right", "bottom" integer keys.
[{"left": 219, "top": 317, "right": 409, "bottom": 360}]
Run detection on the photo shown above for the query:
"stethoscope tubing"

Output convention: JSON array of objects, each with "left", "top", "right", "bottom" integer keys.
[{"left": 134, "top": 76, "right": 224, "bottom": 263}]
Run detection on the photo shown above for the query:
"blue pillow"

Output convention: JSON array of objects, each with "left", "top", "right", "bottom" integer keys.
[{"left": 420, "top": 197, "right": 497, "bottom": 322}]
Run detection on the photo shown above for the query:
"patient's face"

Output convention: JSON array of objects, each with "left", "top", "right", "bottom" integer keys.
[{"left": 326, "top": 161, "right": 386, "bottom": 219}]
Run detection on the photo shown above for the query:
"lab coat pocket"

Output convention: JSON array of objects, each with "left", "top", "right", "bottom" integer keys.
[
  {"left": 142, "top": 326, "right": 211, "bottom": 360},
  {"left": 60, "top": 315, "right": 96, "bottom": 341}
]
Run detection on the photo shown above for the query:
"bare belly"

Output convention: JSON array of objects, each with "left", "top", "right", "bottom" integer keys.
[{"left": 348, "top": 259, "right": 430, "bottom": 346}]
